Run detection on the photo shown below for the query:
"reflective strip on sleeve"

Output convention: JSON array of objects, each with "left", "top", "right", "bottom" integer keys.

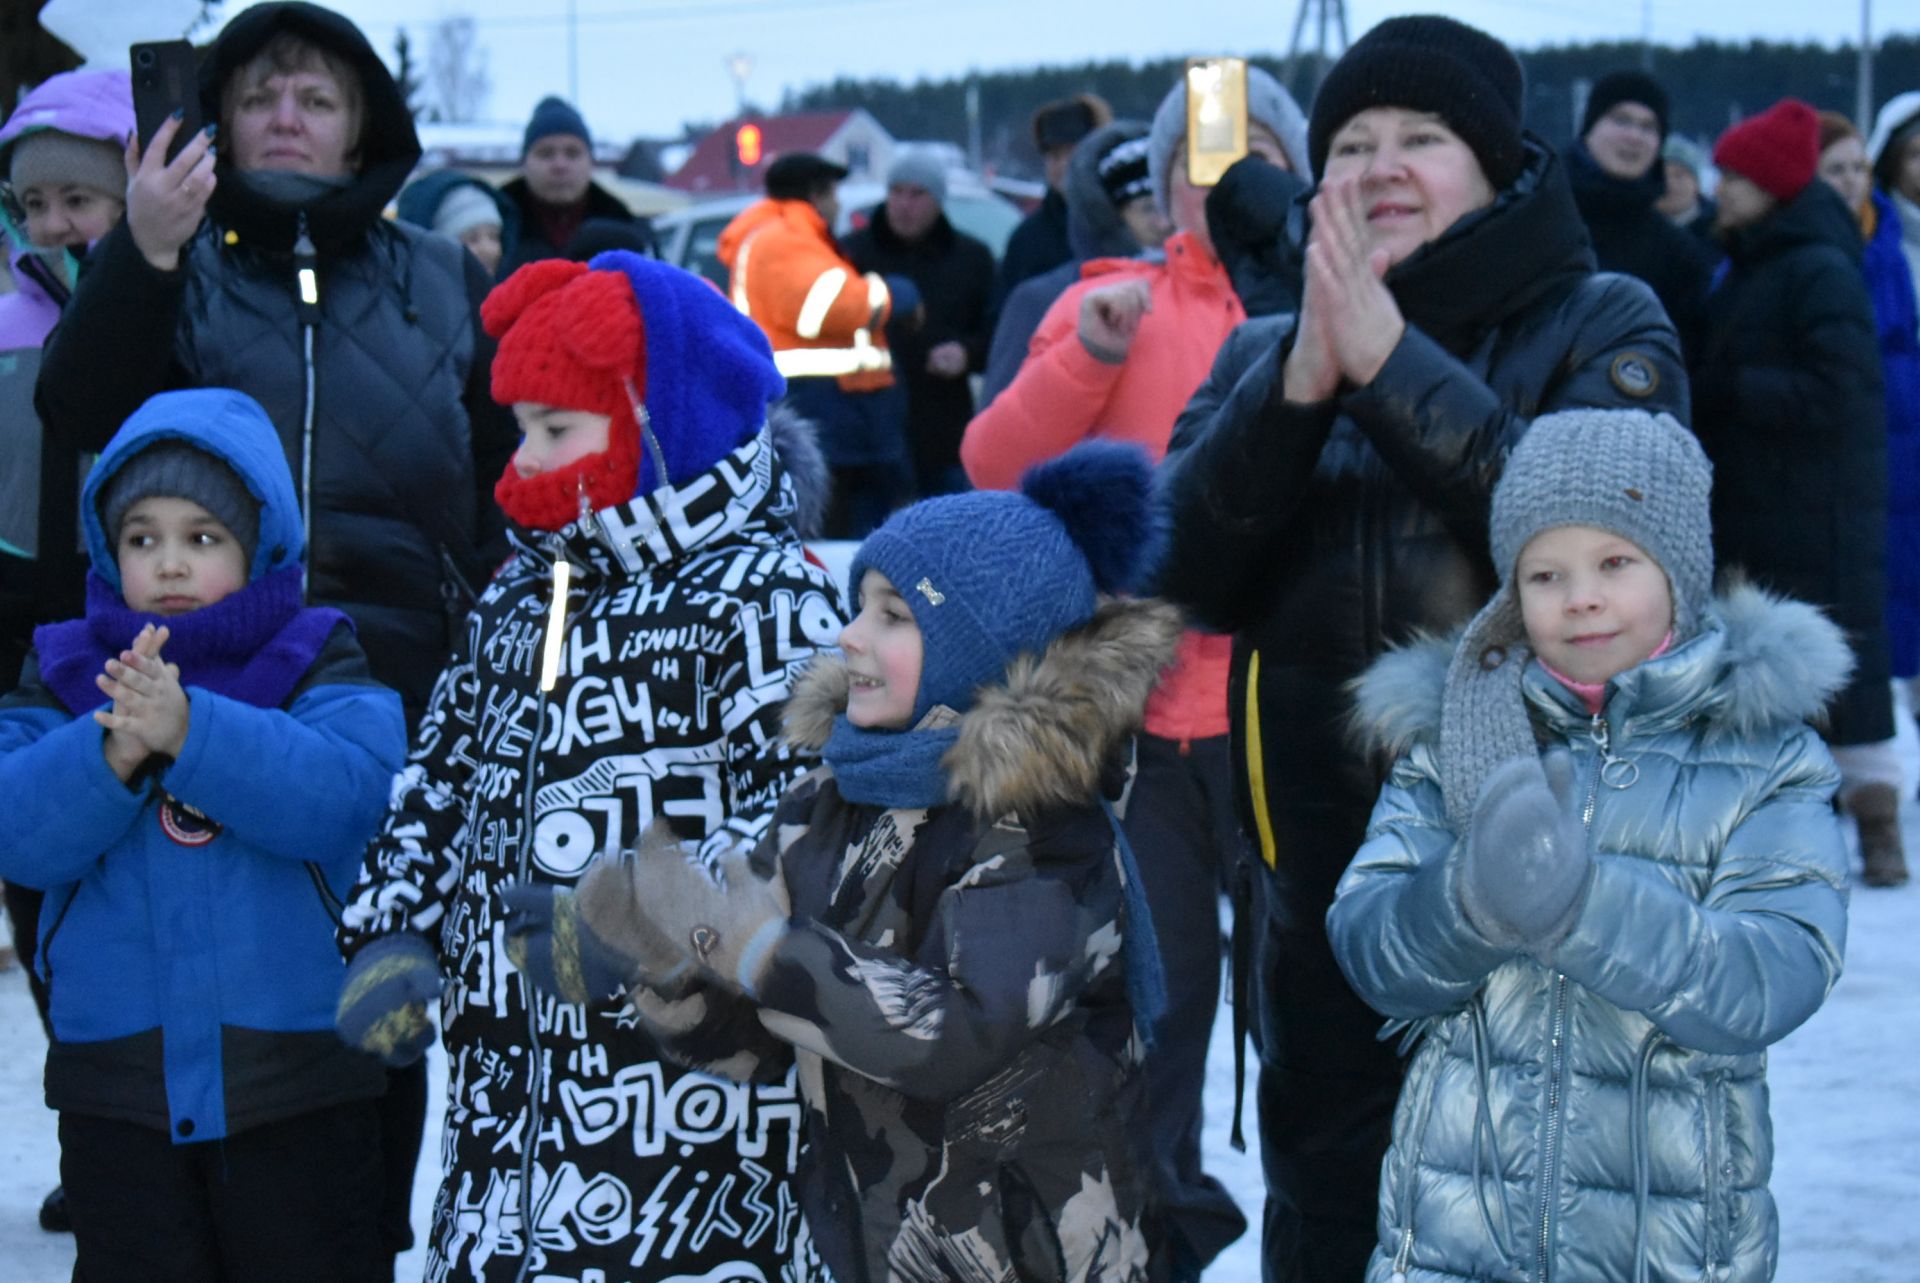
[
  {"left": 730, "top": 229, "right": 760, "bottom": 315},
  {"left": 795, "top": 268, "right": 851, "bottom": 340},
  {"left": 772, "top": 341, "right": 894, "bottom": 378},
  {"left": 864, "top": 271, "right": 889, "bottom": 315}
]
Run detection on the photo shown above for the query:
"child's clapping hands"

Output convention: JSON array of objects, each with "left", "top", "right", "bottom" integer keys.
[{"left": 94, "top": 624, "right": 188, "bottom": 780}]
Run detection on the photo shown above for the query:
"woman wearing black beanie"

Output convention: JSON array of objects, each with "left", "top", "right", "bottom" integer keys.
[{"left": 1156, "top": 15, "right": 1689, "bottom": 1281}]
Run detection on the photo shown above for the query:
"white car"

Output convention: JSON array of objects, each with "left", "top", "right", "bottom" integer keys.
[{"left": 653, "top": 179, "right": 1025, "bottom": 289}]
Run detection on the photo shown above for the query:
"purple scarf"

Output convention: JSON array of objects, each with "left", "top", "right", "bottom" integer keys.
[{"left": 32, "top": 566, "right": 349, "bottom": 716}]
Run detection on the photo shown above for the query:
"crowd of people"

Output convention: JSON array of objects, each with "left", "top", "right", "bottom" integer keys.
[{"left": 0, "top": 2, "right": 1917, "bottom": 1281}]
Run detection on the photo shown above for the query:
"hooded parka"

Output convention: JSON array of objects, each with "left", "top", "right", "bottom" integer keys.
[
  {"left": 1692, "top": 179, "right": 1890, "bottom": 745},
  {"left": 593, "top": 599, "right": 1184, "bottom": 1283},
  {"left": 0, "top": 388, "right": 406, "bottom": 1144},
  {"left": 1864, "top": 188, "right": 1920, "bottom": 675},
  {"left": 1154, "top": 142, "right": 1689, "bottom": 1275},
  {"left": 33, "top": 1, "right": 519, "bottom": 719},
  {"left": 1329, "top": 585, "right": 1851, "bottom": 1283},
  {"left": 338, "top": 430, "right": 843, "bottom": 1282}
]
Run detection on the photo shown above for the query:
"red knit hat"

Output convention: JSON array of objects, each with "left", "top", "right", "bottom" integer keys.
[
  {"left": 1713, "top": 98, "right": 1820, "bottom": 204},
  {"left": 482, "top": 260, "right": 647, "bottom": 531}
]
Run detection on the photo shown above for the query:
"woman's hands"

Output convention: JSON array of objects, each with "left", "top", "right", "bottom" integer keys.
[
  {"left": 95, "top": 624, "right": 189, "bottom": 779},
  {"left": 125, "top": 116, "right": 216, "bottom": 273},
  {"left": 1281, "top": 175, "right": 1408, "bottom": 404}
]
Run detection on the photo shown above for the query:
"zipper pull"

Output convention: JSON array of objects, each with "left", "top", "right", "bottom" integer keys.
[
  {"left": 293, "top": 211, "right": 320, "bottom": 318},
  {"left": 539, "top": 558, "right": 572, "bottom": 692},
  {"left": 575, "top": 475, "right": 598, "bottom": 537},
  {"left": 1590, "top": 713, "right": 1640, "bottom": 789},
  {"left": 1390, "top": 1226, "right": 1414, "bottom": 1283}
]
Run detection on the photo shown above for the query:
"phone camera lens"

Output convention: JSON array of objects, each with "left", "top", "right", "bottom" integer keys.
[{"left": 136, "top": 49, "right": 155, "bottom": 67}]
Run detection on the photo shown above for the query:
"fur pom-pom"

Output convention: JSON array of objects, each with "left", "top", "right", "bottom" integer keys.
[
  {"left": 480, "top": 258, "right": 589, "bottom": 338},
  {"left": 1019, "top": 441, "right": 1155, "bottom": 594}
]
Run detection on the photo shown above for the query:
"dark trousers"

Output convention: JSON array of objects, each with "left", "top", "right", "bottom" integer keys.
[
  {"left": 4, "top": 881, "right": 52, "bottom": 1038},
  {"left": 61, "top": 1100, "right": 387, "bottom": 1283},
  {"left": 378, "top": 1061, "right": 428, "bottom": 1263},
  {"left": 1244, "top": 801, "right": 1403, "bottom": 1283},
  {"left": 1123, "top": 734, "right": 1250, "bottom": 1282},
  {"left": 823, "top": 463, "right": 911, "bottom": 540}
]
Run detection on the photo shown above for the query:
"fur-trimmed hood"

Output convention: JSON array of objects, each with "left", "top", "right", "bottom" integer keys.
[
  {"left": 783, "top": 597, "right": 1184, "bottom": 818},
  {"left": 1350, "top": 580, "right": 1856, "bottom": 759}
]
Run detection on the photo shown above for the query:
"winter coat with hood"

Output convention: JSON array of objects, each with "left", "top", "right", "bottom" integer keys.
[
  {"left": 980, "top": 120, "right": 1152, "bottom": 409},
  {"left": 1157, "top": 141, "right": 1686, "bottom": 896},
  {"left": 394, "top": 168, "right": 520, "bottom": 274},
  {"left": 595, "top": 598, "right": 1183, "bottom": 1283},
  {"left": 1862, "top": 188, "right": 1920, "bottom": 676},
  {"left": 1329, "top": 583, "right": 1851, "bottom": 1283},
  {"left": 995, "top": 186, "right": 1074, "bottom": 311},
  {"left": 841, "top": 201, "right": 995, "bottom": 485},
  {"left": 0, "top": 387, "right": 407, "bottom": 1145},
  {"left": 1692, "top": 179, "right": 1890, "bottom": 745},
  {"left": 1567, "top": 141, "right": 1717, "bottom": 361},
  {"left": 961, "top": 229, "right": 1243, "bottom": 749},
  {"left": 0, "top": 69, "right": 134, "bottom": 663},
  {"left": 337, "top": 404, "right": 844, "bottom": 1279},
  {"left": 34, "top": 1, "right": 519, "bottom": 720}
]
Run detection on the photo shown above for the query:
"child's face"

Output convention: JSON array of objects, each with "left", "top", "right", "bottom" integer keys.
[
  {"left": 510, "top": 404, "right": 612, "bottom": 478},
  {"left": 839, "top": 569, "right": 924, "bottom": 731},
  {"left": 116, "top": 497, "right": 249, "bottom": 616},
  {"left": 1516, "top": 525, "right": 1673, "bottom": 686}
]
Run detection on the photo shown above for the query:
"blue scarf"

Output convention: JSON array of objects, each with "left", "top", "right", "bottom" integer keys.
[
  {"left": 32, "top": 566, "right": 348, "bottom": 716},
  {"left": 822, "top": 714, "right": 961, "bottom": 809}
]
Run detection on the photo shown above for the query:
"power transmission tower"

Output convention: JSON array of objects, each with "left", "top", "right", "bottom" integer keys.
[{"left": 1284, "top": 0, "right": 1349, "bottom": 102}]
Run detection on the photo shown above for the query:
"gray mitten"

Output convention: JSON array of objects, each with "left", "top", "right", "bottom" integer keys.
[
  {"left": 1459, "top": 749, "right": 1593, "bottom": 954},
  {"left": 631, "top": 830, "right": 791, "bottom": 994}
]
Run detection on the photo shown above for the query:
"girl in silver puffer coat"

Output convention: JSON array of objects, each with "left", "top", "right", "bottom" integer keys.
[{"left": 1330, "top": 409, "right": 1850, "bottom": 1283}]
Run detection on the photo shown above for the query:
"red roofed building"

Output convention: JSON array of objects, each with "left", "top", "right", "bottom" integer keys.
[{"left": 665, "top": 109, "right": 897, "bottom": 195}]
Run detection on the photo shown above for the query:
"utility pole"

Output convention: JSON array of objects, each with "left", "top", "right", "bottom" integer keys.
[
  {"left": 1284, "top": 0, "right": 1349, "bottom": 102},
  {"left": 966, "top": 81, "right": 982, "bottom": 173},
  {"left": 567, "top": 0, "right": 579, "bottom": 102},
  {"left": 1858, "top": 0, "right": 1875, "bottom": 128},
  {"left": 726, "top": 53, "right": 753, "bottom": 117},
  {"left": 1641, "top": 0, "right": 1655, "bottom": 72}
]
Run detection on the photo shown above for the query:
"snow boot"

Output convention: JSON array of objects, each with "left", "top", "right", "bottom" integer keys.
[{"left": 1851, "top": 782, "right": 1910, "bottom": 888}]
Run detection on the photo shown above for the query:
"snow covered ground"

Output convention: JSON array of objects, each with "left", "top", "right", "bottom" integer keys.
[{"left": 2, "top": 802, "right": 1916, "bottom": 1281}]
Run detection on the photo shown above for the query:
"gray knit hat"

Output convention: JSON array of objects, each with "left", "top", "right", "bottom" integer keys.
[
  {"left": 99, "top": 441, "right": 262, "bottom": 568},
  {"left": 885, "top": 148, "right": 947, "bottom": 206},
  {"left": 1438, "top": 409, "right": 1712, "bottom": 826}
]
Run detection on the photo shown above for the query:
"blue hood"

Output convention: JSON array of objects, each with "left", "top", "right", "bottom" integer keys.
[{"left": 82, "top": 389, "right": 304, "bottom": 593}]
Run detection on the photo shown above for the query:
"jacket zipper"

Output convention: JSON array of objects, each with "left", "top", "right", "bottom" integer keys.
[
  {"left": 293, "top": 211, "right": 320, "bottom": 597},
  {"left": 1705, "top": 1072, "right": 1728, "bottom": 1269},
  {"left": 512, "top": 528, "right": 594, "bottom": 1283},
  {"left": 1537, "top": 717, "right": 1610, "bottom": 1282},
  {"left": 1390, "top": 1043, "right": 1445, "bottom": 1283}
]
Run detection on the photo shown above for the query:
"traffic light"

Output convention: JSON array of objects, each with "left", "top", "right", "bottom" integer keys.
[{"left": 735, "top": 123, "right": 763, "bottom": 168}]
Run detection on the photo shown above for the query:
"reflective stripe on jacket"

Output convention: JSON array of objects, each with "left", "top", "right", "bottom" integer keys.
[{"left": 718, "top": 198, "right": 895, "bottom": 389}]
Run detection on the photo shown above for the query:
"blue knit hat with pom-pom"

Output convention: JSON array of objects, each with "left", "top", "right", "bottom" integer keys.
[{"left": 849, "top": 441, "right": 1157, "bottom": 721}]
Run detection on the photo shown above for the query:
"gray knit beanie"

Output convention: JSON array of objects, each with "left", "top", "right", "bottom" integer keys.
[
  {"left": 1146, "top": 65, "right": 1310, "bottom": 218},
  {"left": 885, "top": 148, "right": 948, "bottom": 206},
  {"left": 8, "top": 129, "right": 126, "bottom": 201},
  {"left": 99, "top": 441, "right": 262, "bottom": 568},
  {"left": 1437, "top": 409, "right": 1712, "bottom": 827}
]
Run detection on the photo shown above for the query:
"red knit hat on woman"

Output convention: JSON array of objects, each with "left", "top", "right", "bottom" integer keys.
[
  {"left": 1713, "top": 98, "right": 1821, "bottom": 204},
  {"left": 483, "top": 259, "right": 646, "bottom": 532}
]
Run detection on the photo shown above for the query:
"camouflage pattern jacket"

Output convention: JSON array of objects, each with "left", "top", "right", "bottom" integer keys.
[
  {"left": 602, "top": 598, "right": 1183, "bottom": 1283},
  {"left": 338, "top": 430, "right": 844, "bottom": 1283}
]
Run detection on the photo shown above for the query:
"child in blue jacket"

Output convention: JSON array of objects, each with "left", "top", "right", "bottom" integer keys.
[{"left": 0, "top": 387, "right": 407, "bottom": 1282}]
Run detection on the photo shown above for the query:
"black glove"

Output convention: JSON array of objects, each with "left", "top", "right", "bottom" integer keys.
[
  {"left": 335, "top": 933, "right": 442, "bottom": 1067},
  {"left": 1204, "top": 155, "right": 1309, "bottom": 318},
  {"left": 1459, "top": 750, "right": 1594, "bottom": 956}
]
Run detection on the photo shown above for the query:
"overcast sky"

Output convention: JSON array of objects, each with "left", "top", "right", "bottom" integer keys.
[{"left": 214, "top": 0, "right": 1909, "bottom": 140}]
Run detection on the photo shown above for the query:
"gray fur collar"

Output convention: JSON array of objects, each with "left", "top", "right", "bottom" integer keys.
[
  {"left": 1350, "top": 581, "right": 1855, "bottom": 757},
  {"left": 784, "top": 598, "right": 1185, "bottom": 818}
]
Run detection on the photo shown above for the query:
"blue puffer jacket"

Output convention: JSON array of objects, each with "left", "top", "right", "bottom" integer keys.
[
  {"left": 0, "top": 388, "right": 407, "bottom": 1144},
  {"left": 1865, "top": 189, "right": 1920, "bottom": 676},
  {"left": 1329, "top": 584, "right": 1851, "bottom": 1283}
]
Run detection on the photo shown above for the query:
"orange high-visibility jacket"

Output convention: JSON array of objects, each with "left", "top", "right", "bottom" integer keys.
[{"left": 717, "top": 198, "right": 895, "bottom": 391}]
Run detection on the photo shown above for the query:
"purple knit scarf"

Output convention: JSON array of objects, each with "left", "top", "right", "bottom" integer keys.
[{"left": 32, "top": 566, "right": 349, "bottom": 716}]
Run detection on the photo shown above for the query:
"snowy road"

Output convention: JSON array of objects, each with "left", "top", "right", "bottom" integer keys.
[{"left": 2, "top": 835, "right": 1915, "bottom": 1281}]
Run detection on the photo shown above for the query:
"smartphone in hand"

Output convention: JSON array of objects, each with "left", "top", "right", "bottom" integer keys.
[
  {"left": 1185, "top": 57, "right": 1250, "bottom": 188},
  {"left": 130, "top": 40, "right": 204, "bottom": 165}
]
